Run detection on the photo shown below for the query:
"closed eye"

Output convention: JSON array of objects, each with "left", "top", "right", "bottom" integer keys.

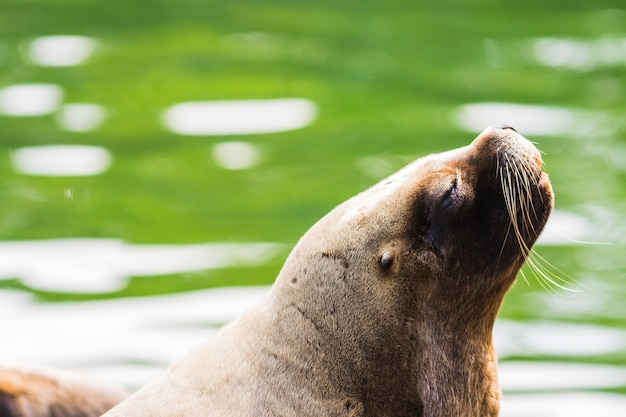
[
  {"left": 447, "top": 178, "right": 458, "bottom": 197},
  {"left": 441, "top": 178, "right": 458, "bottom": 210}
]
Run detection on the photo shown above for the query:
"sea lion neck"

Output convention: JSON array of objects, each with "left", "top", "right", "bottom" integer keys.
[
  {"left": 257, "top": 276, "right": 501, "bottom": 416},
  {"left": 264, "top": 234, "right": 505, "bottom": 416}
]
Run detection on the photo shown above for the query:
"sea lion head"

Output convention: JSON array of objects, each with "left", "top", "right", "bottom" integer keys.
[
  {"left": 280, "top": 124, "right": 552, "bottom": 316},
  {"left": 387, "top": 123, "right": 554, "bottom": 300}
]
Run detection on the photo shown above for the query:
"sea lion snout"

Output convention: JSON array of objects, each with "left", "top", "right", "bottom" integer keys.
[
  {"left": 467, "top": 124, "right": 553, "bottom": 256},
  {"left": 405, "top": 125, "right": 553, "bottom": 282},
  {"left": 473, "top": 124, "right": 544, "bottom": 172}
]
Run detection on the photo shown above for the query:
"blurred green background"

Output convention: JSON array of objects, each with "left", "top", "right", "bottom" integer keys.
[{"left": 1, "top": 0, "right": 625, "bottom": 414}]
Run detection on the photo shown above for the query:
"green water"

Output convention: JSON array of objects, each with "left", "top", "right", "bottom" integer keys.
[{"left": 1, "top": 0, "right": 625, "bottom": 413}]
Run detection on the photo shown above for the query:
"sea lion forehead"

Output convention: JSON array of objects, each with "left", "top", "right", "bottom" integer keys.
[{"left": 339, "top": 147, "right": 470, "bottom": 224}]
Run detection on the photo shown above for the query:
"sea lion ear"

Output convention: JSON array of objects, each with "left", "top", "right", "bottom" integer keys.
[{"left": 379, "top": 250, "right": 394, "bottom": 269}]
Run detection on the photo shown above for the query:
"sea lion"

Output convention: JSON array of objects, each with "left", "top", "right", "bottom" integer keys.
[
  {"left": 0, "top": 364, "right": 128, "bottom": 417},
  {"left": 104, "top": 125, "right": 553, "bottom": 417}
]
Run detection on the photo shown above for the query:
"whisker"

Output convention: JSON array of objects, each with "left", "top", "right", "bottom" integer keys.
[
  {"left": 512, "top": 163, "right": 531, "bottom": 235},
  {"left": 503, "top": 155, "right": 530, "bottom": 259},
  {"left": 532, "top": 251, "right": 583, "bottom": 287},
  {"left": 519, "top": 250, "right": 584, "bottom": 295},
  {"left": 498, "top": 166, "right": 514, "bottom": 260},
  {"left": 498, "top": 145, "right": 578, "bottom": 296},
  {"left": 518, "top": 155, "right": 545, "bottom": 207},
  {"left": 517, "top": 161, "right": 539, "bottom": 236},
  {"left": 524, "top": 261, "right": 556, "bottom": 294},
  {"left": 518, "top": 267, "right": 531, "bottom": 287},
  {"left": 569, "top": 239, "right": 611, "bottom": 245}
]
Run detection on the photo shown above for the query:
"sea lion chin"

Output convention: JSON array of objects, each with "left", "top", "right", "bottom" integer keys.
[{"left": 103, "top": 125, "right": 553, "bottom": 417}]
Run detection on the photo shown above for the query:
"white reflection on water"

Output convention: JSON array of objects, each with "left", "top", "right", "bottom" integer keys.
[
  {"left": 501, "top": 392, "right": 626, "bottom": 417},
  {"left": 454, "top": 102, "right": 575, "bottom": 136},
  {"left": 11, "top": 145, "right": 112, "bottom": 177},
  {"left": 212, "top": 141, "right": 261, "bottom": 170},
  {"left": 0, "top": 83, "right": 63, "bottom": 116},
  {"left": 495, "top": 319, "right": 626, "bottom": 356},
  {"left": 0, "top": 239, "right": 283, "bottom": 293},
  {"left": 57, "top": 103, "right": 107, "bottom": 132},
  {"left": 533, "top": 37, "right": 626, "bottom": 71},
  {"left": 0, "top": 286, "right": 269, "bottom": 389},
  {"left": 455, "top": 102, "right": 615, "bottom": 139},
  {"left": 499, "top": 362, "right": 626, "bottom": 391},
  {"left": 28, "top": 35, "right": 97, "bottom": 67},
  {"left": 161, "top": 98, "right": 317, "bottom": 135}
]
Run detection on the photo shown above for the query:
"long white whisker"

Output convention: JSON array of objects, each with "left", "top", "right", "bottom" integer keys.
[{"left": 498, "top": 147, "right": 578, "bottom": 295}]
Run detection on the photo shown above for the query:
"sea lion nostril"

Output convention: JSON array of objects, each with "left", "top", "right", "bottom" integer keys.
[{"left": 497, "top": 124, "right": 517, "bottom": 132}]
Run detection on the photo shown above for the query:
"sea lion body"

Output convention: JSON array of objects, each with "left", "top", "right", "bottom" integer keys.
[
  {"left": 104, "top": 125, "right": 553, "bottom": 417},
  {"left": 0, "top": 364, "right": 128, "bottom": 417}
]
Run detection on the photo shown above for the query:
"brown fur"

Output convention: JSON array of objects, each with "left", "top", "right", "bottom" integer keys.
[
  {"left": 103, "top": 125, "right": 553, "bottom": 417},
  {"left": 0, "top": 365, "right": 128, "bottom": 417}
]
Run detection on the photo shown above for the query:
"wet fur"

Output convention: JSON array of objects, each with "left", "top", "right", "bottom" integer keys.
[{"left": 99, "top": 126, "right": 553, "bottom": 417}]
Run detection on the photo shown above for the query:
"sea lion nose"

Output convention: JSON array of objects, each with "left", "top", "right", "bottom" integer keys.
[
  {"left": 495, "top": 124, "right": 517, "bottom": 132},
  {"left": 475, "top": 124, "right": 524, "bottom": 148},
  {"left": 472, "top": 124, "right": 543, "bottom": 171},
  {"left": 477, "top": 124, "right": 520, "bottom": 140}
]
